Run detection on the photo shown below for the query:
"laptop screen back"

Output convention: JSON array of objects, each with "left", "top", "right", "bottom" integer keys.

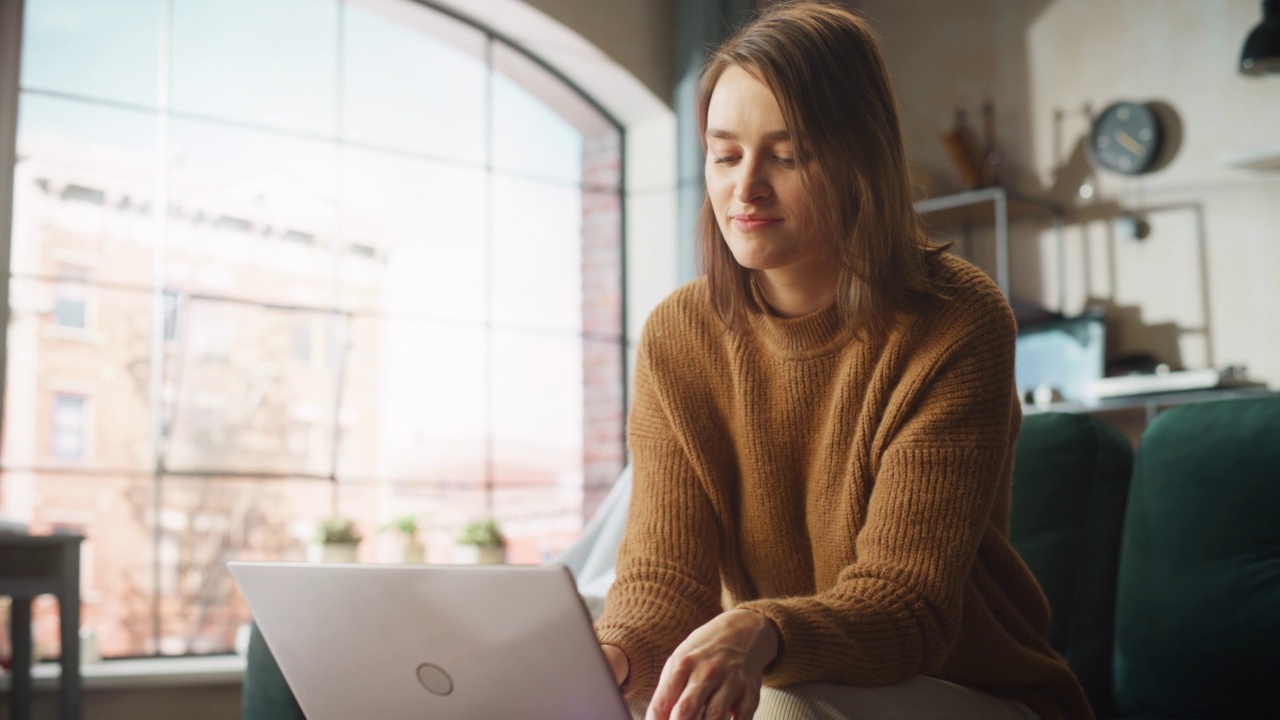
[{"left": 229, "top": 562, "right": 629, "bottom": 720}]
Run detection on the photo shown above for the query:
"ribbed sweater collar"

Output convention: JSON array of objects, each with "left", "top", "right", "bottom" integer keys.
[{"left": 746, "top": 274, "right": 853, "bottom": 360}]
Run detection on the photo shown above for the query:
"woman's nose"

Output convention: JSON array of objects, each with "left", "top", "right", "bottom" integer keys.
[{"left": 735, "top": 159, "right": 771, "bottom": 203}]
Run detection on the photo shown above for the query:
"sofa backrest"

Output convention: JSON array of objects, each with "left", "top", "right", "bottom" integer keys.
[
  {"left": 1011, "top": 412, "right": 1134, "bottom": 716},
  {"left": 1112, "top": 395, "right": 1280, "bottom": 719}
]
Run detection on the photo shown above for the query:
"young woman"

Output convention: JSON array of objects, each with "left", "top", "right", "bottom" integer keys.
[{"left": 594, "top": 3, "right": 1091, "bottom": 720}]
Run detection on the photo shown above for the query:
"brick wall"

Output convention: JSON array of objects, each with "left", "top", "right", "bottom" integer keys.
[{"left": 580, "top": 130, "right": 625, "bottom": 521}]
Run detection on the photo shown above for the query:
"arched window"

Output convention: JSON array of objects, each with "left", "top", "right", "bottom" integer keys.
[{"left": 5, "top": 0, "right": 623, "bottom": 658}]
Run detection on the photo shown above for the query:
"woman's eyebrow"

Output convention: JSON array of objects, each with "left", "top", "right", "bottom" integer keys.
[{"left": 705, "top": 128, "right": 794, "bottom": 141}]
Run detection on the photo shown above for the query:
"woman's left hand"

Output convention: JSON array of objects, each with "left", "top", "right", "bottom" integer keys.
[{"left": 645, "top": 609, "right": 780, "bottom": 720}]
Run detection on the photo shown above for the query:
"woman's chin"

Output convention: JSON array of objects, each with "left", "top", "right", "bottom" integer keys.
[{"left": 726, "top": 244, "right": 781, "bottom": 271}]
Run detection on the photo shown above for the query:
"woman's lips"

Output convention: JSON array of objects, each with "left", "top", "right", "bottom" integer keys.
[{"left": 731, "top": 215, "right": 782, "bottom": 231}]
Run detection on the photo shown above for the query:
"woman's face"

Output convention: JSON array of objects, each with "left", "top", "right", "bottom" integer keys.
[{"left": 704, "top": 65, "right": 826, "bottom": 284}]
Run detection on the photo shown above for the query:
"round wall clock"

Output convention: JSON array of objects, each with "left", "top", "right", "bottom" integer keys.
[{"left": 1088, "top": 101, "right": 1164, "bottom": 175}]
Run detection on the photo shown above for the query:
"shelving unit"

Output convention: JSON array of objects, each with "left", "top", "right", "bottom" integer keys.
[
  {"left": 1025, "top": 385, "right": 1278, "bottom": 447},
  {"left": 1024, "top": 385, "right": 1276, "bottom": 425},
  {"left": 917, "top": 189, "right": 1276, "bottom": 437},
  {"left": 914, "top": 186, "right": 1065, "bottom": 307}
]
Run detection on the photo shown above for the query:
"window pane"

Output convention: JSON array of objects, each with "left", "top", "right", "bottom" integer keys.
[
  {"left": 167, "top": 119, "right": 339, "bottom": 309},
  {"left": 340, "top": 147, "right": 485, "bottom": 320},
  {"left": 14, "top": 93, "right": 158, "bottom": 290},
  {"left": 377, "top": 474, "right": 487, "bottom": 564},
  {"left": 164, "top": 300, "right": 340, "bottom": 478},
  {"left": 492, "top": 175, "right": 582, "bottom": 333},
  {"left": 332, "top": 315, "right": 378, "bottom": 482},
  {"left": 490, "top": 327, "right": 583, "bottom": 563},
  {"left": 157, "top": 475, "right": 339, "bottom": 656},
  {"left": 342, "top": 0, "right": 486, "bottom": 163},
  {"left": 491, "top": 43, "right": 616, "bottom": 187},
  {"left": 337, "top": 316, "right": 491, "bottom": 566},
  {"left": 170, "top": 0, "right": 339, "bottom": 136},
  {"left": 4, "top": 277, "right": 156, "bottom": 472},
  {"left": 364, "top": 319, "right": 487, "bottom": 485},
  {"left": 0, "top": 472, "right": 157, "bottom": 658},
  {"left": 21, "top": 0, "right": 163, "bottom": 107}
]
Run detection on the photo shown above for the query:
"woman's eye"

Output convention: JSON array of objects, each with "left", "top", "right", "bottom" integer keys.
[
  {"left": 775, "top": 156, "right": 796, "bottom": 167},
  {"left": 712, "top": 155, "right": 737, "bottom": 165}
]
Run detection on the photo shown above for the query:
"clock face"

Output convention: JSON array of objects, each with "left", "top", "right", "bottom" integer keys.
[{"left": 1089, "top": 101, "right": 1162, "bottom": 175}]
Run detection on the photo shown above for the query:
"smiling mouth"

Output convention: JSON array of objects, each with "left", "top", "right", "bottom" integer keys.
[{"left": 731, "top": 215, "right": 782, "bottom": 231}]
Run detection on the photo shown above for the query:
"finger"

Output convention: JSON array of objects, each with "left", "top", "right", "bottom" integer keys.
[
  {"left": 669, "top": 679, "right": 717, "bottom": 720},
  {"left": 648, "top": 655, "right": 697, "bottom": 720},
  {"left": 704, "top": 680, "right": 742, "bottom": 720},
  {"left": 645, "top": 690, "right": 667, "bottom": 720},
  {"left": 734, "top": 685, "right": 761, "bottom": 720}
]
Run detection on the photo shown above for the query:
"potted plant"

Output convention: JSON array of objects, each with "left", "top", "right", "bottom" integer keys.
[
  {"left": 383, "top": 514, "right": 425, "bottom": 564},
  {"left": 309, "top": 516, "right": 362, "bottom": 563},
  {"left": 455, "top": 517, "right": 506, "bottom": 564}
]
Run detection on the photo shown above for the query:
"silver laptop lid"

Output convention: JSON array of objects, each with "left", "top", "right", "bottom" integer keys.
[{"left": 229, "top": 562, "right": 629, "bottom": 720}]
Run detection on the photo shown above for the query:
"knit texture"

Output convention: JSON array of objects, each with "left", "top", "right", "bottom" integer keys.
[{"left": 594, "top": 254, "right": 1093, "bottom": 720}]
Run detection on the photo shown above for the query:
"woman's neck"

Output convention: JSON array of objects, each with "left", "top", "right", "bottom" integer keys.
[{"left": 755, "top": 265, "right": 839, "bottom": 318}]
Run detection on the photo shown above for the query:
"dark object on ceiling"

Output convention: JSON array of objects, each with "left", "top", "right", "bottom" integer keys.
[{"left": 1241, "top": 0, "right": 1280, "bottom": 75}]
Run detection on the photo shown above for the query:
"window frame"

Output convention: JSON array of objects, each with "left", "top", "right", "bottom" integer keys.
[{"left": 0, "top": 0, "right": 629, "bottom": 660}]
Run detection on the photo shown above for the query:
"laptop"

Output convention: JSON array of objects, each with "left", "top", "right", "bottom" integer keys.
[{"left": 228, "top": 561, "right": 630, "bottom": 720}]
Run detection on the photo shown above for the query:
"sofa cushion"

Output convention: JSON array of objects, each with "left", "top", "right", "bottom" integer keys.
[
  {"left": 243, "top": 621, "right": 304, "bottom": 720},
  {"left": 1011, "top": 412, "right": 1133, "bottom": 716},
  {"left": 1113, "top": 395, "right": 1280, "bottom": 719}
]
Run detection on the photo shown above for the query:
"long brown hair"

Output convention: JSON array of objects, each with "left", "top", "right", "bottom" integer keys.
[{"left": 696, "top": 1, "right": 944, "bottom": 341}]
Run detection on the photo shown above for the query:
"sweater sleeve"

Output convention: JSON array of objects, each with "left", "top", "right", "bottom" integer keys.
[
  {"left": 593, "top": 323, "right": 724, "bottom": 702},
  {"left": 738, "top": 297, "right": 1018, "bottom": 687}
]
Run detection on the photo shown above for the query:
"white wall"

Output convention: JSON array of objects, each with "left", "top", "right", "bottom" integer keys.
[
  {"left": 519, "top": 0, "right": 676, "bottom": 103},
  {"left": 859, "top": 0, "right": 1280, "bottom": 384}
]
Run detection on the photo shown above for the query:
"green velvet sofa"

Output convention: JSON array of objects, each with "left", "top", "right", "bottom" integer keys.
[
  {"left": 242, "top": 395, "right": 1280, "bottom": 720},
  {"left": 1011, "top": 396, "right": 1280, "bottom": 719}
]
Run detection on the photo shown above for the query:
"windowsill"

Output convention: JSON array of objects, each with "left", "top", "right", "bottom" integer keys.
[{"left": 0, "top": 654, "right": 245, "bottom": 692}]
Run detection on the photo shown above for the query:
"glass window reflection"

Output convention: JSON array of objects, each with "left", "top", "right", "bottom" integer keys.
[
  {"left": 491, "top": 174, "right": 582, "bottom": 333},
  {"left": 170, "top": 0, "right": 339, "bottom": 135},
  {"left": 5, "top": 0, "right": 623, "bottom": 660},
  {"left": 340, "top": 147, "right": 486, "bottom": 320},
  {"left": 343, "top": 0, "right": 486, "bottom": 162},
  {"left": 21, "top": 0, "right": 163, "bottom": 107},
  {"left": 167, "top": 118, "right": 339, "bottom": 309}
]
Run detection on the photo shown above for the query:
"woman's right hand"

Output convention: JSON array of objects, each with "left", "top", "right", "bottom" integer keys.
[{"left": 602, "top": 644, "right": 630, "bottom": 686}]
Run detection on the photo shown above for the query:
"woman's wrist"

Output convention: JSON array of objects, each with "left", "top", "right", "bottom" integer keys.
[
  {"left": 600, "top": 643, "right": 629, "bottom": 686},
  {"left": 728, "top": 608, "right": 781, "bottom": 670}
]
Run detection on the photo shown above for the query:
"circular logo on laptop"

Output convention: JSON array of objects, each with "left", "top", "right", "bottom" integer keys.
[{"left": 416, "top": 663, "right": 454, "bottom": 696}]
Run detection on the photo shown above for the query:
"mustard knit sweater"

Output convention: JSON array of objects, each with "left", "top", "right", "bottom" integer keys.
[{"left": 595, "top": 254, "right": 1093, "bottom": 720}]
